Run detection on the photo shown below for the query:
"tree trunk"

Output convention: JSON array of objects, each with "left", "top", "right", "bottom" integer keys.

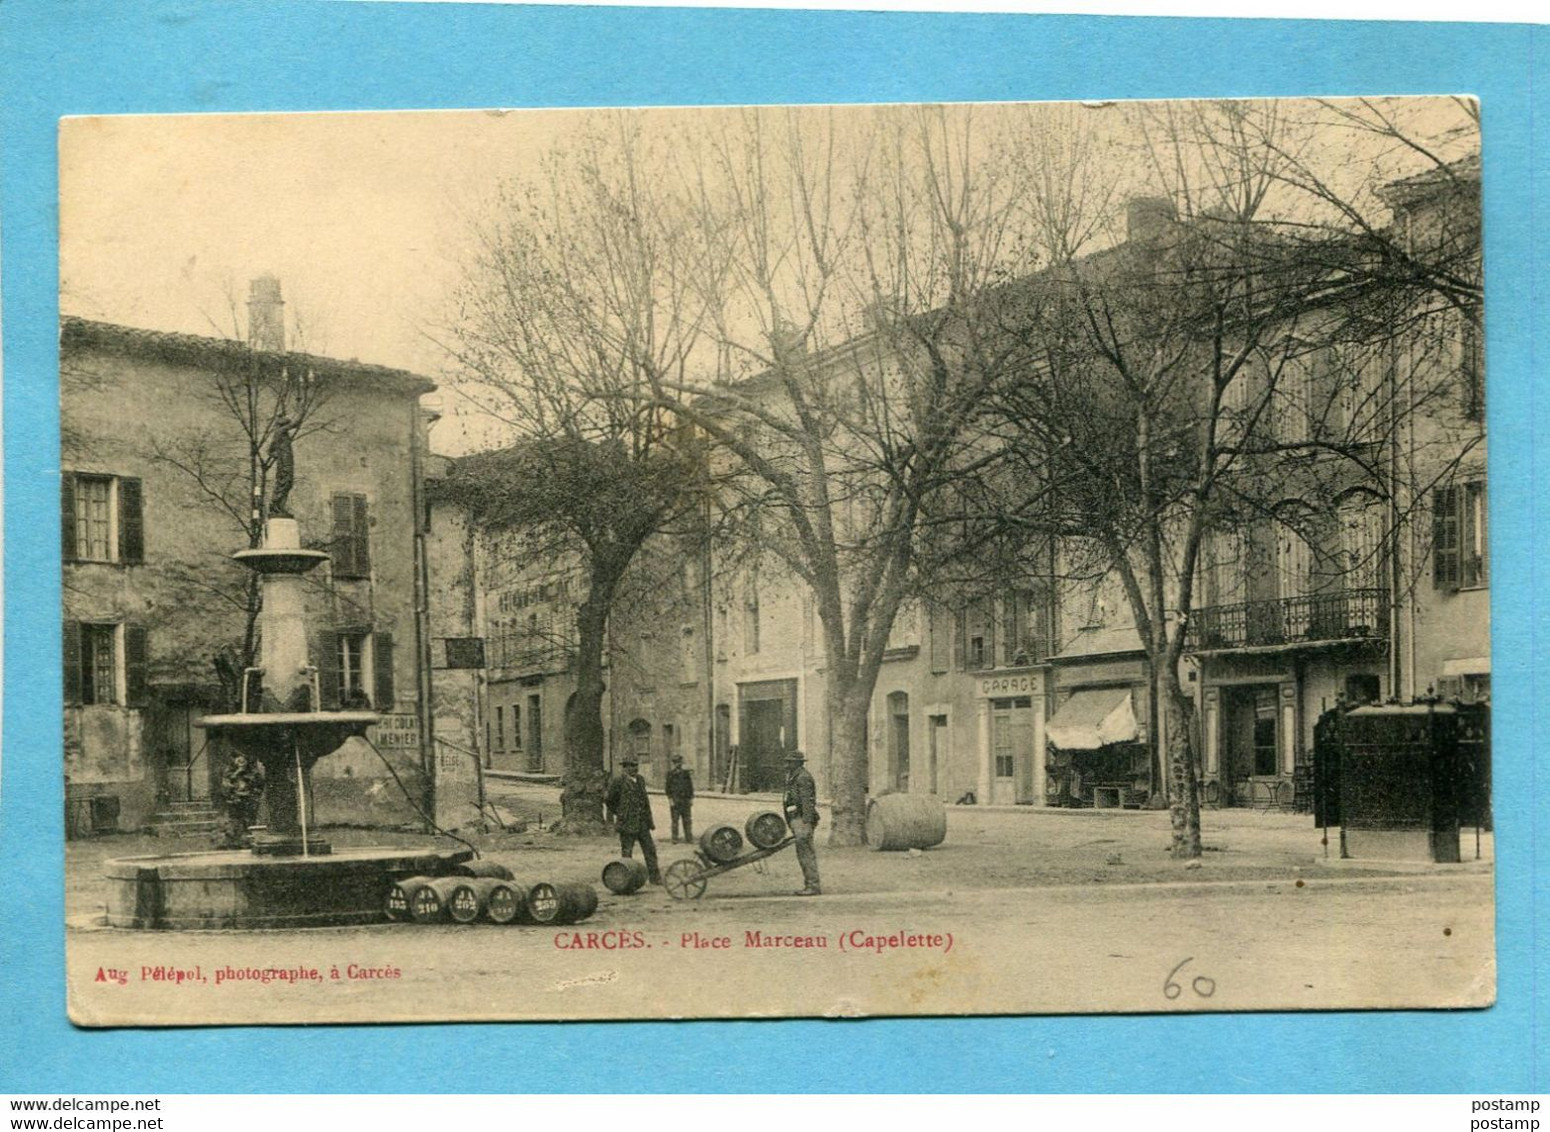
[
  {"left": 559, "top": 588, "right": 611, "bottom": 825},
  {"left": 1163, "top": 665, "right": 1203, "bottom": 859},
  {"left": 825, "top": 680, "right": 871, "bottom": 847}
]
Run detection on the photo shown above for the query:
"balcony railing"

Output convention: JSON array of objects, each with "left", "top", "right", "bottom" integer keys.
[{"left": 1187, "top": 588, "right": 1389, "bottom": 652}]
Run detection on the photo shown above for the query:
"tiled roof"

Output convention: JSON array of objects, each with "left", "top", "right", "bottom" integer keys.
[{"left": 60, "top": 316, "right": 436, "bottom": 397}]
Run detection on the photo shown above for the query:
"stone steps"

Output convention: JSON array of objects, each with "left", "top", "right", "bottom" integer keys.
[{"left": 149, "top": 805, "right": 225, "bottom": 837}]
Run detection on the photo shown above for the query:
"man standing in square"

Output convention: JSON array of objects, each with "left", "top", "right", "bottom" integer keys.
[
  {"left": 606, "top": 756, "right": 662, "bottom": 885},
  {"left": 665, "top": 753, "right": 695, "bottom": 842},
  {"left": 782, "top": 750, "right": 821, "bottom": 896}
]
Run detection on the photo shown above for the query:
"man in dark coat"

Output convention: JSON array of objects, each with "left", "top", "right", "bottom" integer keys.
[
  {"left": 782, "top": 750, "right": 821, "bottom": 896},
  {"left": 665, "top": 754, "right": 695, "bottom": 843},
  {"left": 605, "top": 756, "right": 661, "bottom": 884}
]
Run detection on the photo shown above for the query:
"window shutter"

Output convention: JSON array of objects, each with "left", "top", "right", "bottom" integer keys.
[
  {"left": 316, "top": 630, "right": 341, "bottom": 709},
  {"left": 1433, "top": 486, "right": 1460, "bottom": 591},
  {"left": 63, "top": 620, "right": 82, "bottom": 704},
  {"left": 352, "top": 495, "right": 371, "bottom": 578},
  {"left": 331, "top": 494, "right": 356, "bottom": 576},
  {"left": 953, "top": 609, "right": 967, "bottom": 670},
  {"left": 61, "top": 475, "right": 77, "bottom": 562},
  {"left": 124, "top": 625, "right": 150, "bottom": 708},
  {"left": 118, "top": 477, "right": 144, "bottom": 564},
  {"left": 373, "top": 630, "right": 395, "bottom": 711}
]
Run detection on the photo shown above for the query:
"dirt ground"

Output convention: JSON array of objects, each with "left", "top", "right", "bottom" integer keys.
[
  {"left": 65, "top": 781, "right": 1493, "bottom": 920},
  {"left": 64, "top": 785, "right": 1494, "bottom": 1026}
]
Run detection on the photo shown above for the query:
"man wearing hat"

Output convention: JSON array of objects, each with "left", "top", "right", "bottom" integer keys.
[
  {"left": 665, "top": 754, "right": 695, "bottom": 843},
  {"left": 605, "top": 756, "right": 662, "bottom": 884},
  {"left": 782, "top": 750, "right": 821, "bottom": 896}
]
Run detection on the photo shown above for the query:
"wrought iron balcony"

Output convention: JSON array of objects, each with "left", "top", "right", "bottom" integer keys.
[{"left": 1187, "top": 588, "right": 1389, "bottom": 652}]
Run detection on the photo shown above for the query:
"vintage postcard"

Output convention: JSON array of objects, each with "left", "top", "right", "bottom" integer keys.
[{"left": 60, "top": 98, "right": 1492, "bottom": 1027}]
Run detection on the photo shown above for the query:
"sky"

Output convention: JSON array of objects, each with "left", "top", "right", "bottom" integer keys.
[{"left": 59, "top": 99, "right": 1475, "bottom": 456}]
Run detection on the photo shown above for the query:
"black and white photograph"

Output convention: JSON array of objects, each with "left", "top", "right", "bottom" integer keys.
[{"left": 59, "top": 97, "right": 1492, "bottom": 1026}]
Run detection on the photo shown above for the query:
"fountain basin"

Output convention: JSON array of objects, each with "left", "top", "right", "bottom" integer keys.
[{"left": 105, "top": 845, "right": 474, "bottom": 930}]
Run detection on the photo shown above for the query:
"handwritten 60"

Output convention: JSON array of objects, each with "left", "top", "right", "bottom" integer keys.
[{"left": 1163, "top": 957, "right": 1216, "bottom": 1000}]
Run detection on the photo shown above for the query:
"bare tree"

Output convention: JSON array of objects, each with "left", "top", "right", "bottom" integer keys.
[
  {"left": 644, "top": 106, "right": 1063, "bottom": 844},
  {"left": 438, "top": 117, "right": 716, "bottom": 827},
  {"left": 982, "top": 99, "right": 1482, "bottom": 857}
]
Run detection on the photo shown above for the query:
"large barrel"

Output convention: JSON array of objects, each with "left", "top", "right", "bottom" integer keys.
[
  {"left": 602, "top": 857, "right": 648, "bottom": 895},
  {"left": 699, "top": 824, "right": 744, "bottom": 863},
  {"left": 386, "top": 875, "right": 437, "bottom": 921},
  {"left": 745, "top": 811, "right": 789, "bottom": 850},
  {"left": 526, "top": 882, "right": 599, "bottom": 925},
  {"left": 865, "top": 795, "right": 948, "bottom": 851},
  {"left": 453, "top": 860, "right": 515, "bottom": 880},
  {"left": 409, "top": 876, "right": 465, "bottom": 923},
  {"left": 447, "top": 876, "right": 524, "bottom": 924}
]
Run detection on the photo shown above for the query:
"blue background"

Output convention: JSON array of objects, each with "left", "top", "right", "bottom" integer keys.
[{"left": 1, "top": 1, "right": 1543, "bottom": 1094}]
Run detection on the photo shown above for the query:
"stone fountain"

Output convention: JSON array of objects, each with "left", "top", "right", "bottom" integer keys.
[{"left": 104, "top": 472, "right": 470, "bottom": 929}]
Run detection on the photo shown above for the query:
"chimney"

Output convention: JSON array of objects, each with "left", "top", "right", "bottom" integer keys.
[
  {"left": 247, "top": 275, "right": 285, "bottom": 353},
  {"left": 1126, "top": 196, "right": 1176, "bottom": 245}
]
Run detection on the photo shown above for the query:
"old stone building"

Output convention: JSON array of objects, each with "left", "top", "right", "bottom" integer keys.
[{"left": 61, "top": 283, "right": 437, "bottom": 835}]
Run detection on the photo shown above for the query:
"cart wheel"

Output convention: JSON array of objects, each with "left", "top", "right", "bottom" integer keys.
[{"left": 664, "top": 860, "right": 707, "bottom": 901}]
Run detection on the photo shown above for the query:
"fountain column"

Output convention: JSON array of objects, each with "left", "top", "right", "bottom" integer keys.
[{"left": 255, "top": 517, "right": 315, "bottom": 711}]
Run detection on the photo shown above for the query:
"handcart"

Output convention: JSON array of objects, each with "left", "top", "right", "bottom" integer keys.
[{"left": 662, "top": 836, "right": 795, "bottom": 900}]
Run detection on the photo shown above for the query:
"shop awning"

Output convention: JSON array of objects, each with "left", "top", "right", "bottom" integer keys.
[{"left": 1046, "top": 687, "right": 1138, "bottom": 750}]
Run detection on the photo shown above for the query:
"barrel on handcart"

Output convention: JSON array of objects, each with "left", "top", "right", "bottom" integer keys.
[
  {"left": 744, "top": 811, "right": 789, "bottom": 850},
  {"left": 699, "top": 824, "right": 744, "bottom": 863}
]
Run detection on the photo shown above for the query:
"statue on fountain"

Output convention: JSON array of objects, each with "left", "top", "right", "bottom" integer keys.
[{"left": 267, "top": 416, "right": 296, "bottom": 520}]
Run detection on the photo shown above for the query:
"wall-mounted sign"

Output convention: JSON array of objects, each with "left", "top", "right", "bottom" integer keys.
[
  {"left": 980, "top": 674, "right": 1038, "bottom": 696},
  {"left": 373, "top": 713, "right": 421, "bottom": 749}
]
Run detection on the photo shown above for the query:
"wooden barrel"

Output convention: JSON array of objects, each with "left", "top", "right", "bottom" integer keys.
[
  {"left": 699, "top": 824, "right": 744, "bottom": 863},
  {"left": 409, "top": 877, "right": 465, "bottom": 923},
  {"left": 601, "top": 857, "right": 648, "bottom": 895},
  {"left": 745, "top": 811, "right": 789, "bottom": 850},
  {"left": 446, "top": 876, "right": 523, "bottom": 924},
  {"left": 866, "top": 794, "right": 948, "bottom": 851},
  {"left": 526, "top": 882, "right": 599, "bottom": 925},
  {"left": 386, "top": 875, "right": 437, "bottom": 921},
  {"left": 453, "top": 860, "right": 515, "bottom": 880}
]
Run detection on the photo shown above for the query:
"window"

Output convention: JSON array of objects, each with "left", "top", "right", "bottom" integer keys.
[
  {"left": 61, "top": 473, "right": 143, "bottom": 564},
  {"left": 63, "top": 622, "right": 148, "bottom": 707},
  {"left": 511, "top": 704, "right": 522, "bottom": 750},
  {"left": 318, "top": 628, "right": 394, "bottom": 709},
  {"left": 959, "top": 600, "right": 994, "bottom": 670},
  {"left": 1460, "top": 316, "right": 1484, "bottom": 423},
  {"left": 494, "top": 706, "right": 505, "bottom": 752},
  {"left": 1275, "top": 350, "right": 1315, "bottom": 445},
  {"left": 528, "top": 694, "right": 544, "bottom": 770},
  {"left": 1434, "top": 480, "right": 1488, "bottom": 591},
  {"left": 628, "top": 719, "right": 652, "bottom": 760},
  {"left": 1340, "top": 344, "right": 1386, "bottom": 444},
  {"left": 1204, "top": 527, "right": 1247, "bottom": 608},
  {"left": 743, "top": 578, "right": 760, "bottom": 655},
  {"left": 339, "top": 631, "right": 370, "bottom": 705},
  {"left": 928, "top": 604, "right": 951, "bottom": 673},
  {"left": 330, "top": 493, "right": 370, "bottom": 579},
  {"left": 1001, "top": 590, "right": 1045, "bottom": 666},
  {"left": 1338, "top": 492, "right": 1386, "bottom": 592},
  {"left": 1274, "top": 504, "right": 1318, "bottom": 600},
  {"left": 680, "top": 625, "right": 698, "bottom": 684}
]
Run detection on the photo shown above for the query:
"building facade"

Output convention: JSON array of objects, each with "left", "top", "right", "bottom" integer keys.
[{"left": 61, "top": 295, "right": 437, "bottom": 835}]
